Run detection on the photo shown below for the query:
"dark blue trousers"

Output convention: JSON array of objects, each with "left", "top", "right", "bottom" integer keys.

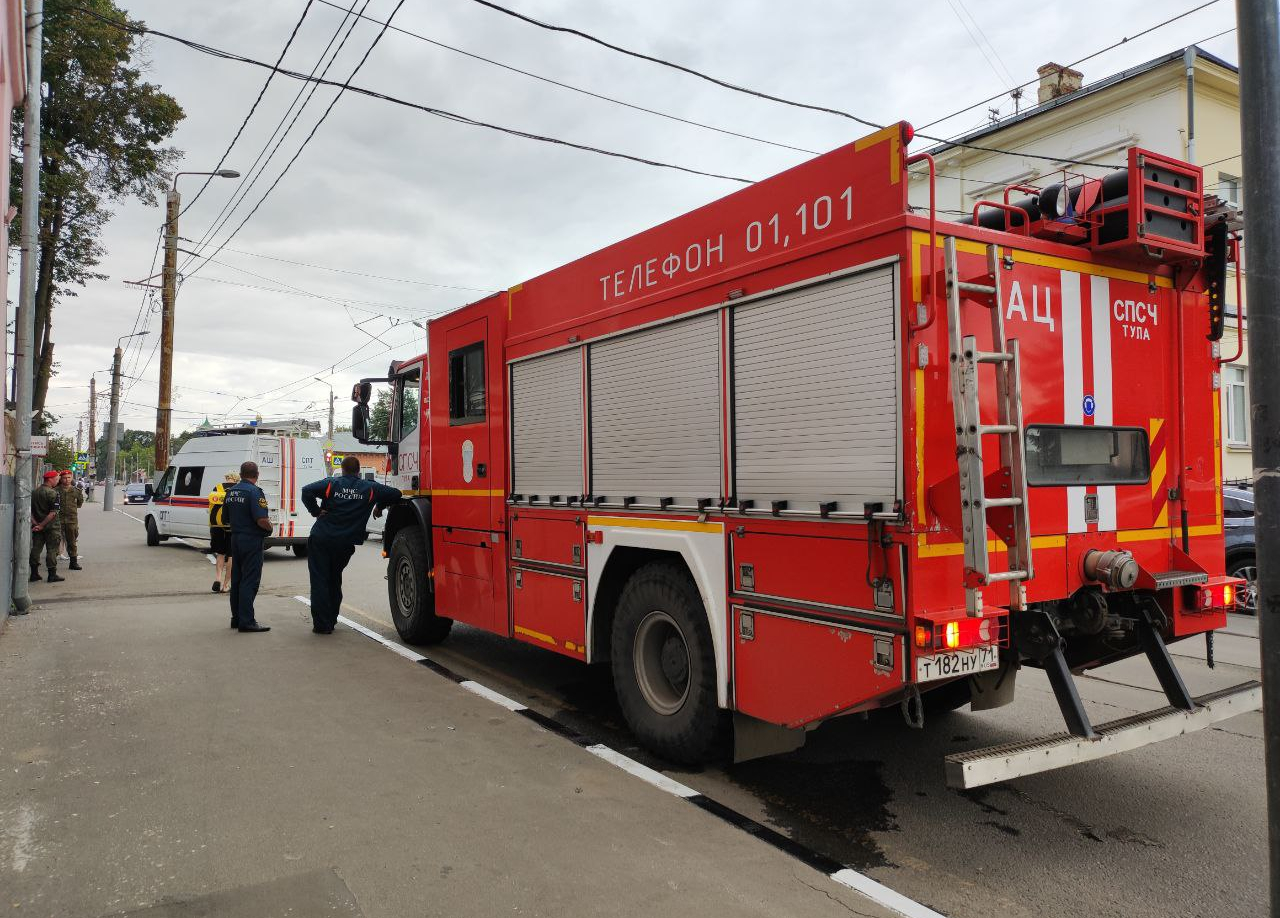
[
  {"left": 229, "top": 533, "right": 266, "bottom": 627},
  {"left": 307, "top": 534, "right": 356, "bottom": 630}
]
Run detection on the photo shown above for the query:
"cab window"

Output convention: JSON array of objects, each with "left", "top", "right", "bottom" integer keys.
[
  {"left": 174, "top": 467, "right": 205, "bottom": 497},
  {"left": 154, "top": 467, "right": 176, "bottom": 499},
  {"left": 397, "top": 367, "right": 421, "bottom": 439},
  {"left": 448, "top": 342, "right": 486, "bottom": 425}
]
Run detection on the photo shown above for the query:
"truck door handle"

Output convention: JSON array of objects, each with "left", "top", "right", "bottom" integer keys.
[{"left": 477, "top": 463, "right": 487, "bottom": 478}]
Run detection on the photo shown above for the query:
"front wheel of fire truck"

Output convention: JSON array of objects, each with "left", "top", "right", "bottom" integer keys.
[
  {"left": 610, "top": 561, "right": 728, "bottom": 764},
  {"left": 387, "top": 528, "right": 452, "bottom": 645}
]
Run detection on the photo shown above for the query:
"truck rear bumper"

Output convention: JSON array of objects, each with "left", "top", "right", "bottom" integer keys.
[{"left": 945, "top": 680, "right": 1261, "bottom": 789}]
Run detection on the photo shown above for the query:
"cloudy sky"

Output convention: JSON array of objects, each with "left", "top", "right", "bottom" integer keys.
[{"left": 29, "top": 0, "right": 1239, "bottom": 446}]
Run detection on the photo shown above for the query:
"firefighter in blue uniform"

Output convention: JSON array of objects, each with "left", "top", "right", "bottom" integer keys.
[
  {"left": 222, "top": 460, "right": 272, "bottom": 633},
  {"left": 301, "top": 456, "right": 402, "bottom": 633}
]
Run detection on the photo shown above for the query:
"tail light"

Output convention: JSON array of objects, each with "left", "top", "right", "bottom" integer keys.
[
  {"left": 1189, "top": 579, "right": 1240, "bottom": 611},
  {"left": 913, "top": 613, "right": 1008, "bottom": 652}
]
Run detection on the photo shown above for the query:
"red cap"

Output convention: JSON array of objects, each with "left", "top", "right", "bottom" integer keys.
[
  {"left": 60, "top": 470, "right": 72, "bottom": 476},
  {"left": 42, "top": 471, "right": 59, "bottom": 481}
]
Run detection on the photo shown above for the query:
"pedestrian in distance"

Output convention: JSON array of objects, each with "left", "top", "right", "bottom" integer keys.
[
  {"left": 222, "top": 460, "right": 272, "bottom": 633},
  {"left": 207, "top": 470, "right": 239, "bottom": 593},
  {"left": 57, "top": 470, "right": 85, "bottom": 570},
  {"left": 301, "top": 456, "right": 402, "bottom": 634},
  {"left": 30, "top": 470, "right": 64, "bottom": 584}
]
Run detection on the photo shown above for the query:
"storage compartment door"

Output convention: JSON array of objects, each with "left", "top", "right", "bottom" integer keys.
[
  {"left": 512, "top": 569, "right": 587, "bottom": 659},
  {"left": 590, "top": 312, "right": 722, "bottom": 507},
  {"left": 733, "top": 608, "right": 903, "bottom": 727},
  {"left": 511, "top": 348, "right": 583, "bottom": 500},
  {"left": 733, "top": 267, "right": 899, "bottom": 513}
]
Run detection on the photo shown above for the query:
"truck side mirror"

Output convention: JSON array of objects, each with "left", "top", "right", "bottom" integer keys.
[
  {"left": 352, "top": 403, "right": 371, "bottom": 443},
  {"left": 352, "top": 381, "right": 372, "bottom": 404}
]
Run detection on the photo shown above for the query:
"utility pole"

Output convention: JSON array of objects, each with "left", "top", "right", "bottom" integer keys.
[
  {"left": 88, "top": 376, "right": 96, "bottom": 492},
  {"left": 153, "top": 169, "right": 239, "bottom": 473},
  {"left": 1236, "top": 3, "right": 1280, "bottom": 916},
  {"left": 315, "top": 377, "right": 334, "bottom": 441},
  {"left": 76, "top": 419, "right": 82, "bottom": 454},
  {"left": 12, "top": 0, "right": 44, "bottom": 615},
  {"left": 155, "top": 188, "right": 179, "bottom": 473},
  {"left": 104, "top": 346, "right": 123, "bottom": 512},
  {"left": 106, "top": 332, "right": 148, "bottom": 513}
]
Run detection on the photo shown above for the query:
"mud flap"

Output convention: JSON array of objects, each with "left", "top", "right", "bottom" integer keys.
[
  {"left": 733, "top": 712, "right": 806, "bottom": 763},
  {"left": 969, "top": 659, "right": 1018, "bottom": 711}
]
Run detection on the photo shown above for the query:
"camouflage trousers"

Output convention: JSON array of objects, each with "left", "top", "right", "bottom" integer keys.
[
  {"left": 61, "top": 521, "right": 79, "bottom": 559},
  {"left": 31, "top": 525, "right": 60, "bottom": 570}
]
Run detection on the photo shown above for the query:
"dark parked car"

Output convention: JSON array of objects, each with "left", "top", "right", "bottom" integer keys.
[
  {"left": 124, "top": 482, "right": 152, "bottom": 505},
  {"left": 1224, "top": 485, "right": 1256, "bottom": 614}
]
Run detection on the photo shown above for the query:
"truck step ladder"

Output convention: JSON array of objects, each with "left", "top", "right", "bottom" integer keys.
[{"left": 944, "top": 237, "right": 1034, "bottom": 615}]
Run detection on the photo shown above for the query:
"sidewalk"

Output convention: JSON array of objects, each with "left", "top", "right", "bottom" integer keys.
[{"left": 1, "top": 508, "right": 897, "bottom": 917}]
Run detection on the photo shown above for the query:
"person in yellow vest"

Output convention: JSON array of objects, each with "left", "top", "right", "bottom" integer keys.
[{"left": 207, "top": 470, "right": 239, "bottom": 593}]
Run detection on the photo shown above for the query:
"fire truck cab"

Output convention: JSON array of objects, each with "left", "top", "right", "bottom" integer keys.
[{"left": 353, "top": 122, "right": 1259, "bottom": 787}]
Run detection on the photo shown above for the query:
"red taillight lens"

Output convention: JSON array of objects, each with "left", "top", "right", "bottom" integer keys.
[{"left": 900, "top": 121, "right": 915, "bottom": 146}]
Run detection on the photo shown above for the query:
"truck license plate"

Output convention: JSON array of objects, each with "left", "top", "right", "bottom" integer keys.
[{"left": 915, "top": 645, "right": 999, "bottom": 683}]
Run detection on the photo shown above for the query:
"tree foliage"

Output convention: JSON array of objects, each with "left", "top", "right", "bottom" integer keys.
[
  {"left": 10, "top": 0, "right": 184, "bottom": 431},
  {"left": 369, "top": 389, "right": 392, "bottom": 441},
  {"left": 46, "top": 434, "right": 74, "bottom": 472}
]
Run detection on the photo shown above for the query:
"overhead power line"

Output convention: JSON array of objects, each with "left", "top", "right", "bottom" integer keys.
[
  {"left": 917, "top": 2, "right": 1229, "bottom": 132},
  {"left": 180, "top": 0, "right": 317, "bottom": 216},
  {"left": 460, "top": 0, "right": 1121, "bottom": 168},
  {"left": 312, "top": 0, "right": 816, "bottom": 155},
  {"left": 63, "top": 7, "right": 756, "bottom": 185},
  {"left": 179, "top": 0, "right": 371, "bottom": 273}
]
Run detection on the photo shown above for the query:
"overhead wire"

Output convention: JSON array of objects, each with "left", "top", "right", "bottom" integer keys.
[
  {"left": 63, "top": 7, "right": 757, "bottom": 185},
  {"left": 178, "top": 0, "right": 370, "bottom": 273},
  {"left": 311, "top": 0, "right": 817, "bottom": 155},
  {"left": 180, "top": 0, "right": 318, "bottom": 217}
]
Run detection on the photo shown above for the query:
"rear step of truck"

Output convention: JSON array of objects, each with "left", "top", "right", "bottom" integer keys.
[{"left": 945, "top": 681, "right": 1261, "bottom": 789}]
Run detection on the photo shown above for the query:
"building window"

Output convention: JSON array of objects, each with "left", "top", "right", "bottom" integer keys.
[
  {"left": 1225, "top": 365, "right": 1249, "bottom": 446},
  {"left": 1218, "top": 173, "right": 1240, "bottom": 205},
  {"left": 448, "top": 342, "right": 486, "bottom": 425}
]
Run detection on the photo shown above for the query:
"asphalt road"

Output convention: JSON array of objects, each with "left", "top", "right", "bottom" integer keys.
[{"left": 131, "top": 513, "right": 1266, "bottom": 918}]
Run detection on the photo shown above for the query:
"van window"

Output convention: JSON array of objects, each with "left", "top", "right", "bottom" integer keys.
[{"left": 175, "top": 467, "right": 205, "bottom": 497}]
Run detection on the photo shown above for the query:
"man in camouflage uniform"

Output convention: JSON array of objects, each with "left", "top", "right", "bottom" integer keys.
[
  {"left": 57, "top": 469, "right": 85, "bottom": 570},
  {"left": 30, "top": 470, "right": 64, "bottom": 583}
]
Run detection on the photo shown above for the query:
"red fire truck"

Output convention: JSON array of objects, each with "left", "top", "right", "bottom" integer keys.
[{"left": 352, "top": 122, "right": 1259, "bottom": 788}]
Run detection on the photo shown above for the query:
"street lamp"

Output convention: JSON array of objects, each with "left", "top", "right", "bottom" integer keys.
[
  {"left": 314, "top": 377, "right": 335, "bottom": 442},
  {"left": 103, "top": 330, "right": 150, "bottom": 513},
  {"left": 155, "top": 168, "right": 240, "bottom": 474}
]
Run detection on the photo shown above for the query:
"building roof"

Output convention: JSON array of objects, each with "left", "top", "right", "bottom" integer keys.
[
  {"left": 326, "top": 431, "right": 386, "bottom": 454},
  {"left": 926, "top": 45, "right": 1238, "bottom": 158}
]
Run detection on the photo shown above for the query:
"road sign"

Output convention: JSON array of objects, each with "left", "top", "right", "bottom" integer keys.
[
  {"left": 331, "top": 453, "right": 344, "bottom": 468},
  {"left": 30, "top": 435, "right": 47, "bottom": 457}
]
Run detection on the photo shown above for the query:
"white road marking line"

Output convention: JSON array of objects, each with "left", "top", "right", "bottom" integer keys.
[
  {"left": 584, "top": 744, "right": 698, "bottom": 798},
  {"left": 290, "top": 598, "right": 942, "bottom": 918},
  {"left": 115, "top": 508, "right": 217, "bottom": 563},
  {"left": 831, "top": 869, "right": 947, "bottom": 918},
  {"left": 459, "top": 680, "right": 528, "bottom": 711}
]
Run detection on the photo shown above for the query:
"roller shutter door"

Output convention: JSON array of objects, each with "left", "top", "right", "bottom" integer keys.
[
  {"left": 590, "top": 313, "right": 722, "bottom": 505},
  {"left": 733, "top": 266, "right": 899, "bottom": 512},
  {"left": 511, "top": 348, "right": 583, "bottom": 498}
]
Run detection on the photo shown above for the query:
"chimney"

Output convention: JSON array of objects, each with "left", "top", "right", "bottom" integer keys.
[{"left": 1036, "top": 63, "right": 1084, "bottom": 104}]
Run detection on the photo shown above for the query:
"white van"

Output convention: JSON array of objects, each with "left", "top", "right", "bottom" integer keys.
[{"left": 144, "top": 430, "right": 326, "bottom": 556}]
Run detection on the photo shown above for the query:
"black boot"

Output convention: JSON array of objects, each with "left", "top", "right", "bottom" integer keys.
[
  {"left": 69, "top": 557, "right": 82, "bottom": 571},
  {"left": 46, "top": 566, "right": 65, "bottom": 583},
  {"left": 28, "top": 564, "right": 40, "bottom": 583}
]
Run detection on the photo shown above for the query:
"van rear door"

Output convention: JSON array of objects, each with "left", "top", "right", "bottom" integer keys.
[{"left": 254, "top": 437, "right": 285, "bottom": 537}]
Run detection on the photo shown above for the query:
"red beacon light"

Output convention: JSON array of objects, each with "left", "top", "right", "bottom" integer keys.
[{"left": 900, "top": 121, "right": 915, "bottom": 147}]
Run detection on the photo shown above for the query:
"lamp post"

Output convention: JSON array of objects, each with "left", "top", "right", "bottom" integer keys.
[
  {"left": 155, "top": 169, "right": 239, "bottom": 473},
  {"left": 104, "top": 331, "right": 149, "bottom": 513}
]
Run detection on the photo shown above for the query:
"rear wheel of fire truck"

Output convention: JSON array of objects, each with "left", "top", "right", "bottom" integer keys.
[
  {"left": 611, "top": 561, "right": 727, "bottom": 764},
  {"left": 388, "top": 528, "right": 452, "bottom": 644}
]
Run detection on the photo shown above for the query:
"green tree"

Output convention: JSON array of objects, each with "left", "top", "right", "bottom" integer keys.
[
  {"left": 46, "top": 434, "right": 74, "bottom": 472},
  {"left": 370, "top": 389, "right": 392, "bottom": 441},
  {"left": 11, "top": 0, "right": 184, "bottom": 432}
]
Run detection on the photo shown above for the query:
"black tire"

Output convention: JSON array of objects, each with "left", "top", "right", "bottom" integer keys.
[
  {"left": 388, "top": 527, "right": 452, "bottom": 644},
  {"left": 145, "top": 517, "right": 161, "bottom": 547},
  {"left": 610, "top": 561, "right": 728, "bottom": 764},
  {"left": 292, "top": 543, "right": 308, "bottom": 559},
  {"left": 1227, "top": 553, "right": 1257, "bottom": 615}
]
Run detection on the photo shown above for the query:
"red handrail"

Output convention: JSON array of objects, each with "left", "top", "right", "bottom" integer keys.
[
  {"left": 972, "top": 200, "right": 1032, "bottom": 235},
  {"left": 906, "top": 152, "right": 937, "bottom": 332},
  {"left": 1003, "top": 184, "right": 1041, "bottom": 206}
]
